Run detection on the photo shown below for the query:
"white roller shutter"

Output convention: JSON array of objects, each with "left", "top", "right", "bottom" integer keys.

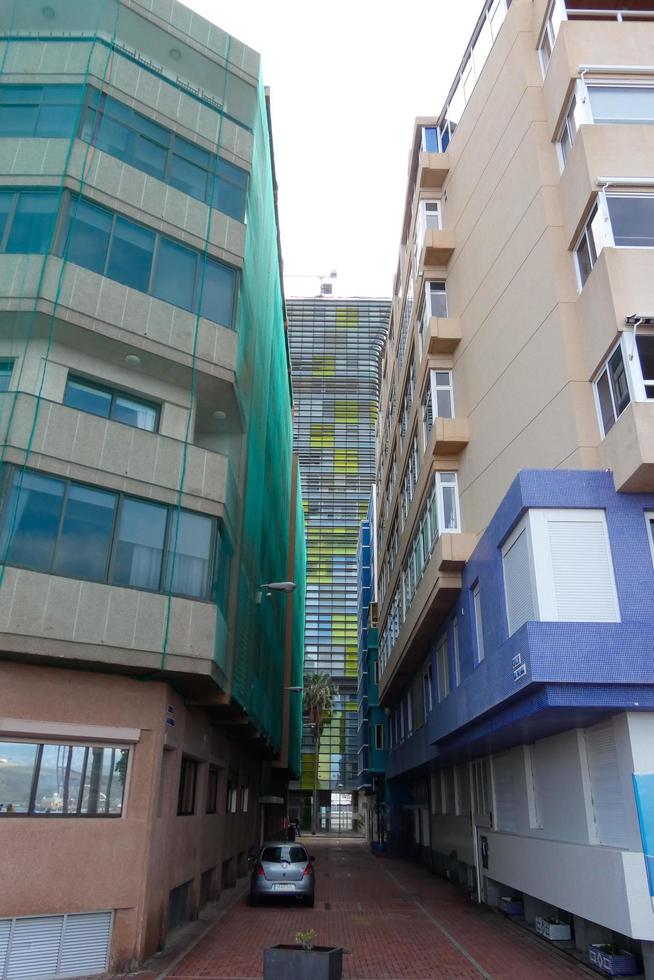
[
  {"left": 502, "top": 524, "right": 535, "bottom": 635},
  {"left": 586, "top": 723, "right": 627, "bottom": 847},
  {"left": 492, "top": 753, "right": 517, "bottom": 832},
  {"left": 547, "top": 516, "right": 619, "bottom": 622},
  {"left": 0, "top": 911, "right": 112, "bottom": 980},
  {"left": 6, "top": 916, "right": 63, "bottom": 980},
  {"left": 59, "top": 913, "right": 112, "bottom": 977}
]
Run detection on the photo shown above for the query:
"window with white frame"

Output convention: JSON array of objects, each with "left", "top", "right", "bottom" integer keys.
[
  {"left": 399, "top": 361, "right": 415, "bottom": 445},
  {"left": 415, "top": 200, "right": 442, "bottom": 268},
  {"left": 594, "top": 330, "right": 654, "bottom": 437},
  {"left": 421, "top": 370, "right": 454, "bottom": 448},
  {"left": 398, "top": 272, "right": 414, "bottom": 368},
  {"left": 436, "top": 634, "right": 450, "bottom": 702},
  {"left": 422, "top": 658, "right": 434, "bottom": 715},
  {"left": 538, "top": 0, "right": 566, "bottom": 76},
  {"left": 606, "top": 194, "right": 654, "bottom": 248},
  {"left": 574, "top": 201, "right": 606, "bottom": 288},
  {"left": 558, "top": 87, "right": 586, "bottom": 167},
  {"left": 419, "top": 282, "right": 448, "bottom": 360},
  {"left": 588, "top": 84, "right": 654, "bottom": 126},
  {"left": 452, "top": 615, "right": 461, "bottom": 687},
  {"left": 472, "top": 758, "right": 491, "bottom": 817},
  {"left": 472, "top": 581, "right": 485, "bottom": 663},
  {"left": 501, "top": 509, "right": 620, "bottom": 633}
]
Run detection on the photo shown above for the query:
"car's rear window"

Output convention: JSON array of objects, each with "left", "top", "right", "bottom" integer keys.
[{"left": 261, "top": 845, "right": 307, "bottom": 864}]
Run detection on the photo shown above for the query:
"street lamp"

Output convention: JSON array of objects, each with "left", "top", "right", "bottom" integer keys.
[{"left": 255, "top": 581, "right": 296, "bottom": 604}]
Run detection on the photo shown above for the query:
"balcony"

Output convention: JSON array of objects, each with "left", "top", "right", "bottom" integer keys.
[
  {"left": 417, "top": 151, "right": 450, "bottom": 190},
  {"left": 379, "top": 531, "right": 476, "bottom": 705},
  {"left": 427, "top": 416, "right": 470, "bottom": 456},
  {"left": 420, "top": 227, "right": 456, "bottom": 268},
  {"left": 600, "top": 401, "right": 654, "bottom": 491},
  {"left": 423, "top": 316, "right": 462, "bottom": 355},
  {"left": 0, "top": 392, "right": 229, "bottom": 514}
]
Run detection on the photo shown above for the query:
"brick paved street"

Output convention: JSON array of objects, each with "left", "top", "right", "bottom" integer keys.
[{"left": 160, "top": 838, "right": 601, "bottom": 980}]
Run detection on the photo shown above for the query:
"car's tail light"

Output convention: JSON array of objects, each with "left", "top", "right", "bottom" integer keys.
[
  {"left": 257, "top": 864, "right": 265, "bottom": 877},
  {"left": 303, "top": 863, "right": 313, "bottom": 877}
]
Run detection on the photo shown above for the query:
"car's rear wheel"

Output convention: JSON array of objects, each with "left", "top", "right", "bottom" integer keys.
[{"left": 305, "top": 894, "right": 315, "bottom": 908}]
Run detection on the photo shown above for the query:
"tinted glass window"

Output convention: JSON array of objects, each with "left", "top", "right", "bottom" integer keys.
[
  {"left": 213, "top": 159, "right": 248, "bottom": 221},
  {"left": 112, "top": 393, "right": 157, "bottom": 431},
  {"left": 134, "top": 135, "right": 167, "bottom": 181},
  {"left": 5, "top": 192, "right": 58, "bottom": 253},
  {"left": 0, "top": 194, "right": 11, "bottom": 244},
  {"left": 26, "top": 742, "right": 128, "bottom": 816},
  {"left": 261, "top": 846, "right": 307, "bottom": 864},
  {"left": 164, "top": 509, "right": 213, "bottom": 599},
  {"left": 0, "top": 360, "right": 14, "bottom": 392},
  {"left": 0, "top": 741, "right": 38, "bottom": 813},
  {"left": 36, "top": 743, "right": 86, "bottom": 814},
  {"left": 153, "top": 238, "right": 197, "bottom": 310},
  {"left": 0, "top": 84, "right": 81, "bottom": 138},
  {"left": 67, "top": 198, "right": 112, "bottom": 275},
  {"left": 2, "top": 470, "right": 65, "bottom": 570},
  {"left": 170, "top": 153, "right": 207, "bottom": 199},
  {"left": 63, "top": 376, "right": 112, "bottom": 419},
  {"left": 54, "top": 484, "right": 117, "bottom": 581},
  {"left": 111, "top": 497, "right": 167, "bottom": 591},
  {"left": 106, "top": 216, "right": 154, "bottom": 292},
  {"left": 200, "top": 257, "right": 235, "bottom": 326},
  {"left": 596, "top": 369, "right": 615, "bottom": 434}
]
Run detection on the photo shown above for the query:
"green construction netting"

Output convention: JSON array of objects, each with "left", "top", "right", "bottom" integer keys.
[{"left": 0, "top": 0, "right": 305, "bottom": 759}]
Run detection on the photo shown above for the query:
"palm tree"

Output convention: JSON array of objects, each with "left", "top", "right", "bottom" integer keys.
[{"left": 303, "top": 672, "right": 338, "bottom": 834}]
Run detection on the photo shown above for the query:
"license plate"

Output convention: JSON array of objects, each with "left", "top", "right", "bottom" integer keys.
[{"left": 272, "top": 883, "right": 296, "bottom": 892}]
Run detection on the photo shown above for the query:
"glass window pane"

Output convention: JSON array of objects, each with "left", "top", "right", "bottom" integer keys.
[
  {"left": 199, "top": 257, "right": 235, "bottom": 327},
  {"left": 0, "top": 104, "right": 38, "bottom": 135},
  {"left": 441, "top": 484, "right": 458, "bottom": 530},
  {"left": 111, "top": 394, "right": 157, "bottom": 431},
  {"left": 576, "top": 233, "right": 593, "bottom": 287},
  {"left": 0, "top": 192, "right": 12, "bottom": 244},
  {"left": 589, "top": 86, "right": 654, "bottom": 125},
  {"left": 1, "top": 470, "right": 65, "bottom": 571},
  {"left": 106, "top": 216, "right": 155, "bottom": 293},
  {"left": 0, "top": 85, "right": 42, "bottom": 103},
  {"left": 0, "top": 741, "right": 37, "bottom": 814},
  {"left": 111, "top": 497, "right": 167, "bottom": 591},
  {"left": 0, "top": 359, "right": 13, "bottom": 392},
  {"left": 35, "top": 104, "right": 78, "bottom": 137},
  {"left": 153, "top": 237, "right": 196, "bottom": 310},
  {"left": 609, "top": 346, "right": 630, "bottom": 416},
  {"left": 637, "top": 335, "right": 654, "bottom": 396},
  {"left": 67, "top": 198, "right": 112, "bottom": 275},
  {"left": 92, "top": 112, "right": 131, "bottom": 159},
  {"left": 213, "top": 158, "right": 248, "bottom": 221},
  {"left": 175, "top": 135, "right": 210, "bottom": 168},
  {"left": 6, "top": 191, "right": 58, "bottom": 253},
  {"left": 54, "top": 484, "right": 117, "bottom": 582},
  {"left": 43, "top": 85, "right": 83, "bottom": 104},
  {"left": 596, "top": 369, "right": 615, "bottom": 434},
  {"left": 133, "top": 135, "right": 167, "bottom": 180},
  {"left": 607, "top": 196, "right": 654, "bottom": 247},
  {"left": 436, "top": 388, "right": 453, "bottom": 418},
  {"left": 80, "top": 746, "right": 127, "bottom": 815},
  {"left": 428, "top": 282, "right": 447, "bottom": 318},
  {"left": 63, "top": 376, "right": 112, "bottom": 419},
  {"left": 170, "top": 153, "right": 207, "bottom": 200},
  {"left": 35, "top": 744, "right": 86, "bottom": 814},
  {"left": 165, "top": 510, "right": 213, "bottom": 598},
  {"left": 422, "top": 127, "right": 439, "bottom": 152}
]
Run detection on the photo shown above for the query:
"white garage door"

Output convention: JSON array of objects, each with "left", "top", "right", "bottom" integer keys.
[{"left": 0, "top": 911, "right": 112, "bottom": 980}]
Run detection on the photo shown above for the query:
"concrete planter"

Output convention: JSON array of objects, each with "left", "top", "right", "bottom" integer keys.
[
  {"left": 535, "top": 917, "right": 571, "bottom": 941},
  {"left": 263, "top": 944, "right": 343, "bottom": 980},
  {"left": 588, "top": 945, "right": 638, "bottom": 977}
]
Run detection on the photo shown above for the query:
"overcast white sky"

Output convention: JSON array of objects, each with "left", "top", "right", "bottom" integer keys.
[{"left": 182, "top": 1, "right": 483, "bottom": 298}]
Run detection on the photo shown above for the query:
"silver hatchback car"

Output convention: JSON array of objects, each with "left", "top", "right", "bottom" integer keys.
[{"left": 249, "top": 841, "right": 316, "bottom": 907}]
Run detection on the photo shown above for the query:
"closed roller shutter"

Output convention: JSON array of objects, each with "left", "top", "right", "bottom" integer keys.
[
  {"left": 503, "top": 525, "right": 535, "bottom": 635},
  {"left": 586, "top": 723, "right": 626, "bottom": 847},
  {"left": 493, "top": 753, "right": 517, "bottom": 832},
  {"left": 547, "top": 517, "right": 619, "bottom": 622},
  {"left": 0, "top": 911, "right": 112, "bottom": 980}
]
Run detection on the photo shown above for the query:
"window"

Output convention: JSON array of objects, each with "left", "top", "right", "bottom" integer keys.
[
  {"left": 0, "top": 359, "right": 14, "bottom": 391},
  {"left": 421, "top": 126, "right": 440, "bottom": 152},
  {"left": 419, "top": 282, "right": 448, "bottom": 359},
  {"left": 63, "top": 195, "right": 237, "bottom": 328},
  {"left": 81, "top": 87, "right": 248, "bottom": 221},
  {"left": 606, "top": 194, "right": 654, "bottom": 248},
  {"left": 502, "top": 520, "right": 536, "bottom": 635},
  {"left": 558, "top": 90, "right": 582, "bottom": 167},
  {"left": 472, "top": 758, "right": 491, "bottom": 817},
  {"left": 452, "top": 616, "right": 461, "bottom": 687},
  {"left": 430, "top": 770, "right": 442, "bottom": 814},
  {"left": 64, "top": 374, "right": 159, "bottom": 432},
  {"left": 455, "top": 764, "right": 471, "bottom": 815},
  {"left": 375, "top": 724, "right": 384, "bottom": 750},
  {"left": 0, "top": 740, "right": 128, "bottom": 816},
  {"left": 422, "top": 659, "right": 433, "bottom": 714},
  {"left": 240, "top": 784, "right": 249, "bottom": 813},
  {"left": 0, "top": 189, "right": 59, "bottom": 254},
  {"left": 538, "top": 0, "right": 565, "bottom": 76},
  {"left": 442, "top": 768, "right": 456, "bottom": 814},
  {"left": 493, "top": 752, "right": 517, "bottom": 831},
  {"left": 206, "top": 767, "right": 220, "bottom": 814},
  {"left": 436, "top": 635, "right": 450, "bottom": 701},
  {"left": 574, "top": 202, "right": 606, "bottom": 288},
  {"left": 472, "top": 582, "right": 484, "bottom": 663},
  {"left": 0, "top": 467, "right": 218, "bottom": 600},
  {"left": 585, "top": 721, "right": 626, "bottom": 846},
  {"left": 594, "top": 342, "right": 631, "bottom": 436},
  {"left": 226, "top": 770, "right": 238, "bottom": 813},
  {"left": 0, "top": 84, "right": 82, "bottom": 138},
  {"left": 588, "top": 84, "right": 654, "bottom": 125},
  {"left": 502, "top": 508, "right": 620, "bottom": 624},
  {"left": 177, "top": 756, "right": 198, "bottom": 815},
  {"left": 422, "top": 370, "right": 454, "bottom": 447}
]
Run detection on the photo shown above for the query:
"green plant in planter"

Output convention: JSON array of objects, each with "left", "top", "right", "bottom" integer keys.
[{"left": 295, "top": 929, "right": 317, "bottom": 951}]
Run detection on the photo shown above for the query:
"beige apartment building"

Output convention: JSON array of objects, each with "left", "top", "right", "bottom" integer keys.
[
  {"left": 376, "top": 0, "right": 654, "bottom": 971},
  {"left": 0, "top": 0, "right": 305, "bottom": 976}
]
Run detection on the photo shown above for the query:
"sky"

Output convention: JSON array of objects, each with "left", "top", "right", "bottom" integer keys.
[{"left": 182, "top": 0, "right": 484, "bottom": 298}]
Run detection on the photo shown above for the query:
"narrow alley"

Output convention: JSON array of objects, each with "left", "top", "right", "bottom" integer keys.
[{"left": 155, "top": 839, "right": 600, "bottom": 980}]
